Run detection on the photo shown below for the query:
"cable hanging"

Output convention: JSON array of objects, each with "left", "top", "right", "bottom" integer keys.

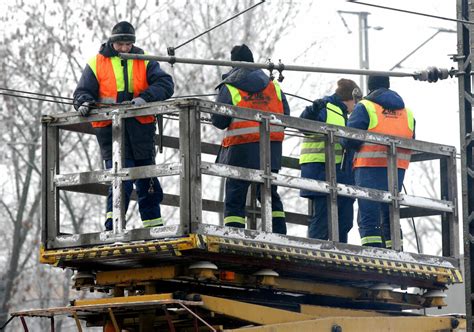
[
  {"left": 350, "top": 1, "right": 473, "bottom": 25},
  {"left": 167, "top": 0, "right": 265, "bottom": 56}
]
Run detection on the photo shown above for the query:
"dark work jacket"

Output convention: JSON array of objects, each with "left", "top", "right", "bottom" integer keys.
[
  {"left": 73, "top": 42, "right": 174, "bottom": 160},
  {"left": 299, "top": 94, "right": 354, "bottom": 198},
  {"left": 211, "top": 68, "right": 290, "bottom": 170}
]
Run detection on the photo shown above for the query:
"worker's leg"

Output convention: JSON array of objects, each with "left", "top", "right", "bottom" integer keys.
[
  {"left": 383, "top": 169, "right": 405, "bottom": 249},
  {"left": 255, "top": 180, "right": 287, "bottom": 234},
  {"left": 224, "top": 178, "right": 250, "bottom": 229},
  {"left": 307, "top": 195, "right": 328, "bottom": 239},
  {"left": 270, "top": 185, "right": 287, "bottom": 235},
  {"left": 355, "top": 167, "right": 384, "bottom": 247},
  {"left": 338, "top": 196, "right": 355, "bottom": 243},
  {"left": 104, "top": 159, "right": 134, "bottom": 231},
  {"left": 134, "top": 158, "right": 164, "bottom": 228}
]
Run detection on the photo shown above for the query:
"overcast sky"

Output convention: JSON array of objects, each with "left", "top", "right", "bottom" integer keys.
[{"left": 276, "top": 0, "right": 458, "bottom": 149}]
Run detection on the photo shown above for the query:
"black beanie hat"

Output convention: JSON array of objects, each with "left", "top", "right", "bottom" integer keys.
[
  {"left": 231, "top": 44, "right": 254, "bottom": 62},
  {"left": 109, "top": 21, "right": 136, "bottom": 43},
  {"left": 368, "top": 75, "right": 390, "bottom": 92}
]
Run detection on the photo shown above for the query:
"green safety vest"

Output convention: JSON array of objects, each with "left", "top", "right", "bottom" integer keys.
[{"left": 299, "top": 102, "right": 345, "bottom": 164}]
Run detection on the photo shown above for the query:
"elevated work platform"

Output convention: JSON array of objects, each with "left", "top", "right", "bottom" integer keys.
[
  {"left": 32, "top": 98, "right": 463, "bottom": 330},
  {"left": 41, "top": 225, "right": 461, "bottom": 310}
]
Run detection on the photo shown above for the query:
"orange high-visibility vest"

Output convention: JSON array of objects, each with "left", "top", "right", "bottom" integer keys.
[
  {"left": 353, "top": 99, "right": 414, "bottom": 169},
  {"left": 88, "top": 54, "right": 155, "bottom": 128},
  {"left": 222, "top": 81, "right": 284, "bottom": 147}
]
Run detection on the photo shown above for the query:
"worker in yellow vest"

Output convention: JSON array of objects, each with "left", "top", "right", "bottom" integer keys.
[
  {"left": 211, "top": 44, "right": 290, "bottom": 234},
  {"left": 342, "top": 76, "right": 415, "bottom": 248},
  {"left": 73, "top": 21, "right": 174, "bottom": 231},
  {"left": 299, "top": 79, "right": 360, "bottom": 243}
]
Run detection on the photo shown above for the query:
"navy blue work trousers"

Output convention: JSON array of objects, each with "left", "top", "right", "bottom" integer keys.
[{"left": 105, "top": 158, "right": 163, "bottom": 225}]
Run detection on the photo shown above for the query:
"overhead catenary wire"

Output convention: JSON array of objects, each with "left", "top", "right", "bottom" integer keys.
[
  {"left": 0, "top": 92, "right": 77, "bottom": 107},
  {"left": 0, "top": 87, "right": 75, "bottom": 101},
  {"left": 350, "top": 1, "right": 473, "bottom": 25},
  {"left": 0, "top": 88, "right": 121, "bottom": 108},
  {"left": 168, "top": 0, "right": 266, "bottom": 55}
]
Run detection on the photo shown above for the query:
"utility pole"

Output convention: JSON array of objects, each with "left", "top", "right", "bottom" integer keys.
[{"left": 338, "top": 10, "right": 383, "bottom": 94}]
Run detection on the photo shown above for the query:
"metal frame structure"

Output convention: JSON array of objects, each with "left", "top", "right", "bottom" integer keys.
[
  {"left": 458, "top": 0, "right": 474, "bottom": 330},
  {"left": 41, "top": 98, "right": 459, "bottom": 258},
  {"left": 10, "top": 293, "right": 466, "bottom": 332}
]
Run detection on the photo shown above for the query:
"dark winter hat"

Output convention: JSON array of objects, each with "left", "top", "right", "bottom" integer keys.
[
  {"left": 335, "top": 79, "right": 360, "bottom": 101},
  {"left": 109, "top": 21, "right": 136, "bottom": 43},
  {"left": 231, "top": 44, "right": 254, "bottom": 62},
  {"left": 368, "top": 75, "right": 390, "bottom": 92}
]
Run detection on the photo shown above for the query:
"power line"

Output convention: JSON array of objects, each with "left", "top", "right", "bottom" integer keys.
[
  {"left": 285, "top": 92, "right": 312, "bottom": 103},
  {"left": 0, "top": 92, "right": 76, "bottom": 107},
  {"left": 0, "top": 87, "right": 74, "bottom": 101},
  {"left": 350, "top": 1, "right": 472, "bottom": 25},
  {"left": 168, "top": 0, "right": 265, "bottom": 55}
]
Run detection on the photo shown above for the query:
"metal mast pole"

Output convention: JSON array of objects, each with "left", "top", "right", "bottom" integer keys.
[
  {"left": 458, "top": 0, "right": 474, "bottom": 330},
  {"left": 359, "top": 12, "right": 370, "bottom": 93}
]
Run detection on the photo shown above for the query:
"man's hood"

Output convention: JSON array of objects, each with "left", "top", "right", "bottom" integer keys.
[
  {"left": 216, "top": 67, "right": 270, "bottom": 92},
  {"left": 364, "top": 88, "right": 405, "bottom": 110}
]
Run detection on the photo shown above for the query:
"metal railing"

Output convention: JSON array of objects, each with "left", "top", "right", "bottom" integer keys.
[{"left": 41, "top": 98, "right": 459, "bottom": 259}]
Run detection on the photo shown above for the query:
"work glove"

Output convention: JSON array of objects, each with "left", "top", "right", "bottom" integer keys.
[
  {"left": 312, "top": 99, "right": 325, "bottom": 111},
  {"left": 131, "top": 97, "right": 146, "bottom": 106},
  {"left": 78, "top": 102, "right": 92, "bottom": 117}
]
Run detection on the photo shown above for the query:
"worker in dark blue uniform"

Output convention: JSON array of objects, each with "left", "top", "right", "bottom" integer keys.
[
  {"left": 211, "top": 44, "right": 290, "bottom": 234},
  {"left": 73, "top": 21, "right": 174, "bottom": 230},
  {"left": 343, "top": 76, "right": 415, "bottom": 248},
  {"left": 299, "top": 79, "right": 360, "bottom": 243}
]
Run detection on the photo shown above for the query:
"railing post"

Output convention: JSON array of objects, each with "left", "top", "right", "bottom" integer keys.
[
  {"left": 111, "top": 109, "right": 125, "bottom": 234},
  {"left": 42, "top": 121, "right": 59, "bottom": 247},
  {"left": 387, "top": 141, "right": 401, "bottom": 250},
  {"left": 325, "top": 130, "right": 339, "bottom": 241},
  {"left": 179, "top": 107, "right": 191, "bottom": 234},
  {"left": 259, "top": 115, "right": 273, "bottom": 233},
  {"left": 190, "top": 107, "right": 202, "bottom": 231},
  {"left": 180, "top": 105, "right": 202, "bottom": 233},
  {"left": 441, "top": 151, "right": 459, "bottom": 258}
]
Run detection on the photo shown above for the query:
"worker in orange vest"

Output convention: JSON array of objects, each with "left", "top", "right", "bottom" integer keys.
[
  {"left": 342, "top": 76, "right": 415, "bottom": 248},
  {"left": 73, "top": 21, "right": 174, "bottom": 231},
  {"left": 211, "top": 44, "right": 290, "bottom": 234}
]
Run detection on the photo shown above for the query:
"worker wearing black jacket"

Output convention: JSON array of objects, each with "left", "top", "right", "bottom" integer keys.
[{"left": 73, "top": 21, "right": 174, "bottom": 230}]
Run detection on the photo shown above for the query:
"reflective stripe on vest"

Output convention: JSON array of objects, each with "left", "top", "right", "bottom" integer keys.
[
  {"left": 353, "top": 99, "right": 414, "bottom": 169},
  {"left": 299, "top": 102, "right": 345, "bottom": 164},
  {"left": 222, "top": 81, "right": 284, "bottom": 147},
  {"left": 88, "top": 54, "right": 153, "bottom": 128}
]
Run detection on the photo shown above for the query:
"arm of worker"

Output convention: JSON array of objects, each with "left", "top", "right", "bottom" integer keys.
[
  {"left": 412, "top": 118, "right": 416, "bottom": 139},
  {"left": 340, "top": 102, "right": 370, "bottom": 150},
  {"left": 298, "top": 99, "right": 326, "bottom": 134},
  {"left": 281, "top": 92, "right": 290, "bottom": 116},
  {"left": 138, "top": 61, "right": 175, "bottom": 102},
  {"left": 211, "top": 85, "right": 233, "bottom": 129},
  {"left": 73, "top": 64, "right": 99, "bottom": 110}
]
